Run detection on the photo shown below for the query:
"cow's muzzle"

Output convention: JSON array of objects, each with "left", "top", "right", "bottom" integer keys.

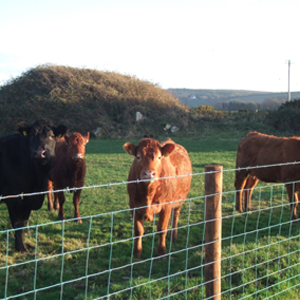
[
  {"left": 35, "top": 149, "right": 47, "bottom": 159},
  {"left": 141, "top": 170, "right": 156, "bottom": 180},
  {"left": 72, "top": 153, "right": 84, "bottom": 161},
  {"left": 35, "top": 148, "right": 50, "bottom": 164}
]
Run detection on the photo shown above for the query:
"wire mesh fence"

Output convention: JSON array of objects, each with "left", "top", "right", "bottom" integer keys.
[{"left": 0, "top": 165, "right": 299, "bottom": 299}]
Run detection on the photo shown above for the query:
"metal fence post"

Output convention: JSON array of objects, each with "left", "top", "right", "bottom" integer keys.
[{"left": 205, "top": 165, "right": 223, "bottom": 300}]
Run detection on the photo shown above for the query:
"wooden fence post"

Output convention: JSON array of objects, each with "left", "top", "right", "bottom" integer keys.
[{"left": 205, "top": 165, "right": 223, "bottom": 300}]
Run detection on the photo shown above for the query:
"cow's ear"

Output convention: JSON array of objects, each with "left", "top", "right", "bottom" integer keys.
[
  {"left": 123, "top": 142, "right": 136, "bottom": 156},
  {"left": 84, "top": 132, "right": 90, "bottom": 144},
  {"left": 53, "top": 125, "right": 68, "bottom": 138},
  {"left": 64, "top": 134, "right": 70, "bottom": 144},
  {"left": 16, "top": 121, "right": 30, "bottom": 136},
  {"left": 162, "top": 143, "right": 175, "bottom": 157}
]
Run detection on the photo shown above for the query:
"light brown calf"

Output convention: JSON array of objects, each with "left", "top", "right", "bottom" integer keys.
[{"left": 124, "top": 137, "right": 192, "bottom": 258}]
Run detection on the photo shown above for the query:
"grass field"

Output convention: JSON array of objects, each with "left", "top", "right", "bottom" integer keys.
[{"left": 0, "top": 136, "right": 299, "bottom": 299}]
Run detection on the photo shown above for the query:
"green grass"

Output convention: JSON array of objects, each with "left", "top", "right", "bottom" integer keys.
[{"left": 0, "top": 137, "right": 299, "bottom": 299}]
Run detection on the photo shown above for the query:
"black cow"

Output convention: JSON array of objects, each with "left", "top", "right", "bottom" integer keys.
[{"left": 0, "top": 119, "right": 67, "bottom": 252}]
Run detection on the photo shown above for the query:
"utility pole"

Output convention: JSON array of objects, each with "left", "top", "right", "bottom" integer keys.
[{"left": 287, "top": 60, "right": 291, "bottom": 101}]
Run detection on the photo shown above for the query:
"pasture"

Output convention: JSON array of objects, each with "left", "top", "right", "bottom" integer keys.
[{"left": 0, "top": 136, "right": 299, "bottom": 299}]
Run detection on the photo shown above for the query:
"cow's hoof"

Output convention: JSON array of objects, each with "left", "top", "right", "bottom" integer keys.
[
  {"left": 16, "top": 246, "right": 28, "bottom": 253},
  {"left": 75, "top": 219, "right": 82, "bottom": 224},
  {"left": 133, "top": 249, "right": 142, "bottom": 259},
  {"left": 157, "top": 246, "right": 166, "bottom": 257},
  {"left": 171, "top": 233, "right": 178, "bottom": 243}
]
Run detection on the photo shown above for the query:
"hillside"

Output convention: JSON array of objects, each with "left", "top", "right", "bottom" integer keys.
[
  {"left": 2, "top": 65, "right": 300, "bottom": 139},
  {"left": 169, "top": 88, "right": 300, "bottom": 108},
  {"left": 0, "top": 65, "right": 189, "bottom": 138}
]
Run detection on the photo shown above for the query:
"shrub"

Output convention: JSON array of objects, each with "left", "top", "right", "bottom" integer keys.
[{"left": 266, "top": 107, "right": 300, "bottom": 132}]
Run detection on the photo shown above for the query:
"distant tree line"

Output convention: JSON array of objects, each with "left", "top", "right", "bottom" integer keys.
[{"left": 215, "top": 98, "right": 286, "bottom": 111}]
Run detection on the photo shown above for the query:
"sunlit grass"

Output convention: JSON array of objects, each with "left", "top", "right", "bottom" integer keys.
[{"left": 0, "top": 137, "right": 299, "bottom": 299}]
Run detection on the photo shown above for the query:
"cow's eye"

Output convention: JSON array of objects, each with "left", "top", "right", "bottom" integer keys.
[
  {"left": 136, "top": 155, "right": 140, "bottom": 160},
  {"left": 158, "top": 155, "right": 162, "bottom": 160}
]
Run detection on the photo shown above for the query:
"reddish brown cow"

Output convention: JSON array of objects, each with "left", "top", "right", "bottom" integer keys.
[
  {"left": 235, "top": 131, "right": 300, "bottom": 219},
  {"left": 47, "top": 132, "right": 89, "bottom": 222},
  {"left": 123, "top": 137, "right": 192, "bottom": 258}
]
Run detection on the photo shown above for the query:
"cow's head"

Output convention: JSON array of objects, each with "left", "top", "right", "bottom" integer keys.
[
  {"left": 123, "top": 138, "right": 175, "bottom": 182},
  {"left": 65, "top": 132, "right": 89, "bottom": 162},
  {"left": 17, "top": 119, "right": 68, "bottom": 166}
]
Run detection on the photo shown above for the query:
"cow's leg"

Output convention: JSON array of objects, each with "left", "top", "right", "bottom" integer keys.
[
  {"left": 6, "top": 202, "right": 31, "bottom": 252},
  {"left": 12, "top": 225, "right": 27, "bottom": 252},
  {"left": 56, "top": 191, "right": 66, "bottom": 220},
  {"left": 14, "top": 217, "right": 30, "bottom": 252},
  {"left": 285, "top": 183, "right": 298, "bottom": 220},
  {"left": 47, "top": 180, "right": 54, "bottom": 211},
  {"left": 298, "top": 191, "right": 300, "bottom": 219},
  {"left": 235, "top": 171, "right": 248, "bottom": 213},
  {"left": 54, "top": 192, "right": 60, "bottom": 210},
  {"left": 243, "top": 175, "right": 259, "bottom": 212},
  {"left": 171, "top": 204, "right": 182, "bottom": 242},
  {"left": 73, "top": 190, "right": 82, "bottom": 223},
  {"left": 157, "top": 207, "right": 172, "bottom": 256},
  {"left": 133, "top": 213, "right": 144, "bottom": 259}
]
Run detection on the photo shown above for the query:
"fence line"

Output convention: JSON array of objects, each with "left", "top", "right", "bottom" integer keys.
[
  {"left": 1, "top": 160, "right": 300, "bottom": 201},
  {"left": 0, "top": 164, "right": 299, "bottom": 299}
]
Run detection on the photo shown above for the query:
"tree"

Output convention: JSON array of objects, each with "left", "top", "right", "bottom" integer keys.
[{"left": 262, "top": 98, "right": 282, "bottom": 110}]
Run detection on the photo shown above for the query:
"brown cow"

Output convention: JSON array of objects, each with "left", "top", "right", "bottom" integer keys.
[
  {"left": 235, "top": 131, "right": 300, "bottom": 219},
  {"left": 47, "top": 132, "right": 89, "bottom": 222},
  {"left": 123, "top": 137, "right": 192, "bottom": 258}
]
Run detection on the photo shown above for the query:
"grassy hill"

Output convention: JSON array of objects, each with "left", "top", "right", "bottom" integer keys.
[
  {"left": 169, "top": 88, "right": 300, "bottom": 108},
  {"left": 0, "top": 65, "right": 189, "bottom": 138},
  {"left": 2, "top": 65, "right": 300, "bottom": 139}
]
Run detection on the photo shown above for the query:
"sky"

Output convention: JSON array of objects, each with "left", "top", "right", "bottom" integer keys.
[{"left": 0, "top": 0, "right": 299, "bottom": 92}]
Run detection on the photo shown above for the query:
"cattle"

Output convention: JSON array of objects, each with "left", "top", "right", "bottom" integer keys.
[
  {"left": 47, "top": 132, "right": 89, "bottom": 223},
  {"left": 235, "top": 131, "right": 300, "bottom": 219},
  {"left": 123, "top": 137, "right": 192, "bottom": 258},
  {"left": 0, "top": 119, "right": 68, "bottom": 252}
]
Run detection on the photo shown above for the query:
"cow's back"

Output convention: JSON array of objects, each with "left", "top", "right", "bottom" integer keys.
[{"left": 236, "top": 132, "right": 300, "bottom": 182}]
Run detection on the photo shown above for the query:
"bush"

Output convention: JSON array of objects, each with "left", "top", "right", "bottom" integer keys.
[
  {"left": 190, "top": 105, "right": 226, "bottom": 120},
  {"left": 267, "top": 107, "right": 300, "bottom": 132},
  {"left": 278, "top": 99, "right": 300, "bottom": 110}
]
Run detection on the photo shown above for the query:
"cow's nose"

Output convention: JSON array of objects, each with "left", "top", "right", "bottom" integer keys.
[
  {"left": 35, "top": 149, "right": 48, "bottom": 159},
  {"left": 73, "top": 153, "right": 83, "bottom": 160},
  {"left": 143, "top": 171, "right": 155, "bottom": 179},
  {"left": 40, "top": 150, "right": 47, "bottom": 158}
]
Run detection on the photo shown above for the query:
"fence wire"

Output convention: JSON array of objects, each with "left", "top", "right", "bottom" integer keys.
[{"left": 0, "top": 165, "right": 299, "bottom": 299}]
